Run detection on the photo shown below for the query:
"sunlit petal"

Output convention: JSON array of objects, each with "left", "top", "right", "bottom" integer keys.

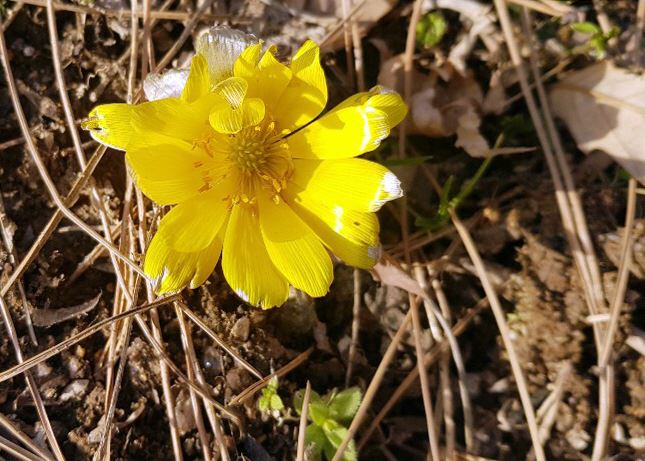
[
  {"left": 289, "top": 158, "right": 403, "bottom": 212},
  {"left": 222, "top": 205, "right": 289, "bottom": 308},
  {"left": 272, "top": 40, "right": 327, "bottom": 132},
  {"left": 258, "top": 192, "right": 332, "bottom": 297}
]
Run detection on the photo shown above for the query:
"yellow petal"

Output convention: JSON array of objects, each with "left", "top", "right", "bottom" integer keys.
[
  {"left": 130, "top": 98, "right": 211, "bottom": 145},
  {"left": 209, "top": 98, "right": 266, "bottom": 134},
  {"left": 334, "top": 85, "right": 408, "bottom": 127},
  {"left": 83, "top": 103, "right": 134, "bottom": 151},
  {"left": 181, "top": 54, "right": 211, "bottom": 103},
  {"left": 286, "top": 103, "right": 389, "bottom": 159},
  {"left": 258, "top": 192, "right": 332, "bottom": 297},
  {"left": 152, "top": 189, "right": 230, "bottom": 253},
  {"left": 222, "top": 205, "right": 289, "bottom": 308},
  {"left": 126, "top": 142, "right": 223, "bottom": 205},
  {"left": 290, "top": 159, "right": 403, "bottom": 212},
  {"left": 213, "top": 76, "right": 248, "bottom": 108},
  {"left": 245, "top": 47, "right": 293, "bottom": 110},
  {"left": 145, "top": 227, "right": 224, "bottom": 294},
  {"left": 273, "top": 40, "right": 327, "bottom": 132},
  {"left": 233, "top": 42, "right": 262, "bottom": 78},
  {"left": 283, "top": 190, "right": 380, "bottom": 269}
]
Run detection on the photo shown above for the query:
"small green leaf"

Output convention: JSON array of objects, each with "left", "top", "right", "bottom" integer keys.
[
  {"left": 305, "top": 424, "right": 326, "bottom": 457},
  {"left": 328, "top": 387, "right": 362, "bottom": 423},
  {"left": 258, "top": 394, "right": 270, "bottom": 412},
  {"left": 571, "top": 22, "right": 601, "bottom": 35},
  {"left": 270, "top": 394, "right": 284, "bottom": 411},
  {"left": 322, "top": 420, "right": 357, "bottom": 461},
  {"left": 293, "top": 389, "right": 322, "bottom": 415},
  {"left": 309, "top": 401, "right": 330, "bottom": 427},
  {"left": 267, "top": 376, "right": 279, "bottom": 392},
  {"left": 416, "top": 12, "right": 447, "bottom": 48}
]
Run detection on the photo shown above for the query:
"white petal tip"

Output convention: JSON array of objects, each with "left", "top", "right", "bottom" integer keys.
[
  {"left": 236, "top": 289, "right": 250, "bottom": 303},
  {"left": 368, "top": 245, "right": 381, "bottom": 261},
  {"left": 370, "top": 172, "right": 404, "bottom": 211}
]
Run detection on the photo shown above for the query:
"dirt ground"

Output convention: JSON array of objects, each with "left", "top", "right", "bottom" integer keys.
[{"left": 0, "top": 0, "right": 643, "bottom": 460}]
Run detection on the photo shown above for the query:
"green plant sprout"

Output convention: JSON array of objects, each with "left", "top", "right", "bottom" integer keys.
[
  {"left": 258, "top": 376, "right": 284, "bottom": 414},
  {"left": 294, "top": 386, "right": 362, "bottom": 461},
  {"left": 416, "top": 11, "right": 447, "bottom": 48},
  {"left": 570, "top": 21, "right": 619, "bottom": 58},
  {"left": 416, "top": 157, "right": 493, "bottom": 231}
]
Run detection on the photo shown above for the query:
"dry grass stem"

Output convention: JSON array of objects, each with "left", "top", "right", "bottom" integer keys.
[
  {"left": 345, "top": 268, "right": 362, "bottom": 387},
  {"left": 358, "top": 297, "right": 488, "bottom": 450},
  {"left": 331, "top": 309, "right": 413, "bottom": 461},
  {"left": 295, "top": 381, "right": 312, "bottom": 461},
  {"left": 230, "top": 348, "right": 314, "bottom": 406},
  {"left": 0, "top": 294, "right": 180, "bottom": 383},
  {"left": 0, "top": 435, "right": 45, "bottom": 461},
  {"left": 410, "top": 295, "right": 442, "bottom": 460},
  {"left": 0, "top": 294, "right": 65, "bottom": 460},
  {"left": 450, "top": 210, "right": 545, "bottom": 461},
  {"left": 0, "top": 194, "right": 37, "bottom": 345},
  {"left": 0, "top": 413, "right": 55, "bottom": 461}
]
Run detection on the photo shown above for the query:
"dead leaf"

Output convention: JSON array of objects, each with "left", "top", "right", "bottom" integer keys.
[
  {"left": 304, "top": 0, "right": 397, "bottom": 51},
  {"left": 371, "top": 261, "right": 428, "bottom": 299},
  {"left": 549, "top": 61, "right": 645, "bottom": 183},
  {"left": 456, "top": 105, "right": 490, "bottom": 157},
  {"left": 32, "top": 292, "right": 101, "bottom": 327}
]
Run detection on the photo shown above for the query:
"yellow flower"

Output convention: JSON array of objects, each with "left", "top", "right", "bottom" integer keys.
[{"left": 83, "top": 27, "right": 407, "bottom": 308}]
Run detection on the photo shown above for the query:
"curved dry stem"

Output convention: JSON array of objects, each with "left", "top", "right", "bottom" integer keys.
[
  {"left": 410, "top": 295, "right": 442, "bottom": 460},
  {"left": 0, "top": 295, "right": 179, "bottom": 383},
  {"left": 331, "top": 310, "right": 412, "bottom": 461},
  {"left": 176, "top": 301, "right": 263, "bottom": 380},
  {"left": 0, "top": 413, "right": 55, "bottom": 461},
  {"left": 451, "top": 210, "right": 545, "bottom": 461},
  {"left": 357, "top": 292, "right": 488, "bottom": 450}
]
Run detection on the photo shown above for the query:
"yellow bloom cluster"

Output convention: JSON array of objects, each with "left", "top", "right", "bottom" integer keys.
[{"left": 84, "top": 27, "right": 407, "bottom": 308}]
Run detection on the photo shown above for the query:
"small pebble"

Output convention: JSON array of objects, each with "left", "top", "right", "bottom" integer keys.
[
  {"left": 59, "top": 379, "right": 89, "bottom": 402},
  {"left": 231, "top": 317, "right": 251, "bottom": 341}
]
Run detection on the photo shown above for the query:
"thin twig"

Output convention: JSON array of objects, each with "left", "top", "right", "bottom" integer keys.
[
  {"left": 599, "top": 178, "right": 638, "bottom": 369},
  {"left": 0, "top": 193, "right": 37, "bottom": 345},
  {"left": 295, "top": 381, "right": 312, "bottom": 461},
  {"left": 0, "top": 145, "right": 106, "bottom": 299},
  {"left": 10, "top": 0, "right": 238, "bottom": 21},
  {"left": 177, "top": 301, "right": 263, "bottom": 380},
  {"left": 0, "top": 294, "right": 65, "bottom": 461},
  {"left": 176, "top": 305, "right": 212, "bottom": 461},
  {"left": 358, "top": 298, "right": 488, "bottom": 450},
  {"left": 0, "top": 294, "right": 180, "bottom": 383},
  {"left": 331, "top": 310, "right": 413, "bottom": 461},
  {"left": 0, "top": 413, "right": 55, "bottom": 461},
  {"left": 230, "top": 348, "right": 314, "bottom": 406},
  {"left": 450, "top": 210, "right": 545, "bottom": 461},
  {"left": 0, "top": 435, "right": 43, "bottom": 461},
  {"left": 345, "top": 268, "right": 362, "bottom": 387},
  {"left": 410, "top": 295, "right": 442, "bottom": 461}
]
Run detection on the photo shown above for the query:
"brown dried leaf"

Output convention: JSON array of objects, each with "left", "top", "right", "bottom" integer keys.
[
  {"left": 31, "top": 292, "right": 101, "bottom": 327},
  {"left": 371, "top": 261, "right": 427, "bottom": 299},
  {"left": 550, "top": 61, "right": 645, "bottom": 183}
]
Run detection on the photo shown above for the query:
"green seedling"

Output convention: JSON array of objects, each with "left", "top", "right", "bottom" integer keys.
[
  {"left": 258, "top": 376, "right": 284, "bottom": 414},
  {"left": 294, "top": 386, "right": 362, "bottom": 461},
  {"left": 416, "top": 11, "right": 447, "bottom": 48},
  {"left": 570, "top": 21, "right": 619, "bottom": 58},
  {"left": 416, "top": 157, "right": 493, "bottom": 231}
]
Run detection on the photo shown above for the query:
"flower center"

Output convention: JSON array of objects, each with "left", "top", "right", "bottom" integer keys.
[
  {"left": 204, "top": 119, "right": 293, "bottom": 204},
  {"left": 229, "top": 137, "right": 266, "bottom": 174}
]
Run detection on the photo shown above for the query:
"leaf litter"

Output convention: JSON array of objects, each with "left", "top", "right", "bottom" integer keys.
[{"left": 0, "top": 1, "right": 643, "bottom": 460}]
